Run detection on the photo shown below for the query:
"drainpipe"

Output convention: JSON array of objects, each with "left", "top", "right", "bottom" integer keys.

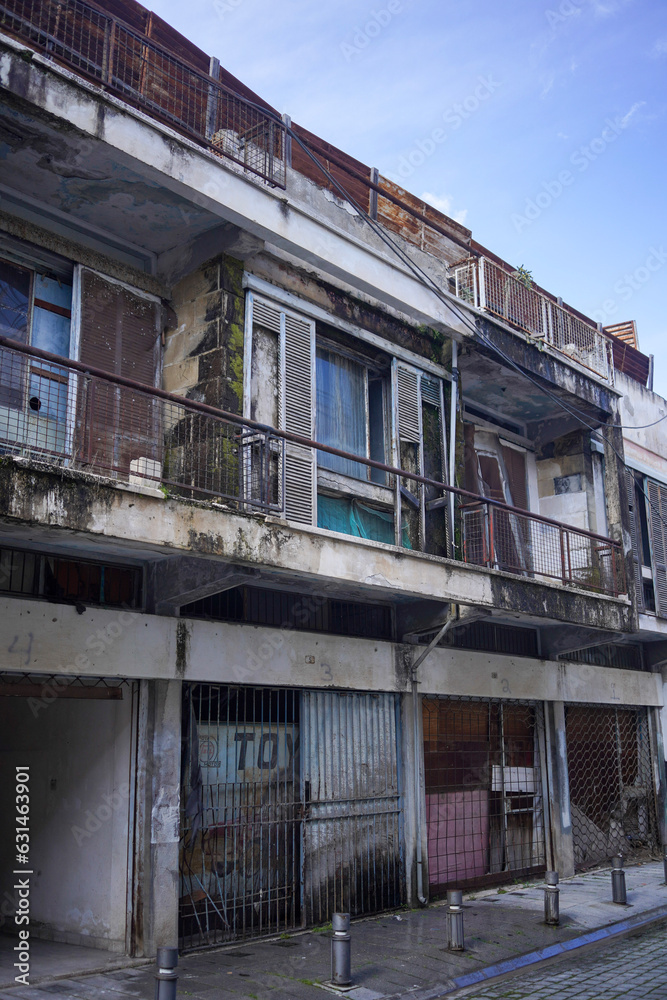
[
  {"left": 448, "top": 341, "right": 459, "bottom": 559},
  {"left": 411, "top": 606, "right": 457, "bottom": 905}
]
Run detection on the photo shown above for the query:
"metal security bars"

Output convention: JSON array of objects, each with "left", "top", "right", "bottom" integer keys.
[
  {"left": 0, "top": 338, "right": 282, "bottom": 511},
  {"left": 565, "top": 705, "right": 659, "bottom": 871},
  {"left": 180, "top": 685, "right": 402, "bottom": 947},
  {"left": 461, "top": 500, "right": 623, "bottom": 596},
  {"left": 452, "top": 258, "right": 614, "bottom": 383},
  {"left": 423, "top": 698, "right": 547, "bottom": 893},
  {"left": 0, "top": 0, "right": 286, "bottom": 187},
  {"left": 0, "top": 337, "right": 625, "bottom": 597}
]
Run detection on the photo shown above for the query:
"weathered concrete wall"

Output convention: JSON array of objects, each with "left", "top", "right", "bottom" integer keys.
[
  {"left": 0, "top": 691, "right": 132, "bottom": 949},
  {"left": 0, "top": 597, "right": 658, "bottom": 705},
  {"left": 618, "top": 370, "right": 667, "bottom": 481},
  {"left": 165, "top": 254, "right": 245, "bottom": 413},
  {"left": 0, "top": 459, "right": 634, "bottom": 630}
]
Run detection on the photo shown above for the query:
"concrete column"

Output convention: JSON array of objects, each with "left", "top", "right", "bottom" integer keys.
[
  {"left": 649, "top": 707, "right": 667, "bottom": 848},
  {"left": 544, "top": 701, "right": 575, "bottom": 878},
  {"left": 401, "top": 686, "right": 425, "bottom": 906},
  {"left": 143, "top": 679, "right": 182, "bottom": 955}
]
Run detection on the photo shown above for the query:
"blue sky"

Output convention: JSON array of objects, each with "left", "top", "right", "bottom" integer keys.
[{"left": 150, "top": 0, "right": 667, "bottom": 396}]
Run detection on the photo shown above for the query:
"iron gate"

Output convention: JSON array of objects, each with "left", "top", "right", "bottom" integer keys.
[
  {"left": 565, "top": 704, "right": 659, "bottom": 870},
  {"left": 179, "top": 684, "right": 402, "bottom": 947},
  {"left": 423, "top": 697, "right": 547, "bottom": 893}
]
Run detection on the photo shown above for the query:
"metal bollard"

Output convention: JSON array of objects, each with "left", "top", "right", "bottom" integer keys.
[
  {"left": 663, "top": 846, "right": 667, "bottom": 886},
  {"left": 331, "top": 913, "right": 352, "bottom": 986},
  {"left": 154, "top": 946, "right": 178, "bottom": 1000},
  {"left": 611, "top": 855, "right": 627, "bottom": 905},
  {"left": 544, "top": 871, "right": 560, "bottom": 925},
  {"left": 446, "top": 889, "right": 465, "bottom": 951}
]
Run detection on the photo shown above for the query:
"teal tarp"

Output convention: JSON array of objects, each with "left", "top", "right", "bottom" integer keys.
[{"left": 317, "top": 494, "right": 412, "bottom": 548}]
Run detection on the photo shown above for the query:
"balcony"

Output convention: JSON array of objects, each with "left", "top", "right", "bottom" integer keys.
[
  {"left": 452, "top": 257, "right": 614, "bottom": 383},
  {"left": 0, "top": 337, "right": 626, "bottom": 601},
  {"left": 0, "top": 0, "right": 285, "bottom": 187}
]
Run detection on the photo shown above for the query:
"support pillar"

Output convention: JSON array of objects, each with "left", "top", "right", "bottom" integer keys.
[{"left": 544, "top": 701, "right": 575, "bottom": 878}]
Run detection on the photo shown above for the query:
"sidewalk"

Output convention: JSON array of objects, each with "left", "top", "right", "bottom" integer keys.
[{"left": 1, "top": 862, "right": 666, "bottom": 1000}]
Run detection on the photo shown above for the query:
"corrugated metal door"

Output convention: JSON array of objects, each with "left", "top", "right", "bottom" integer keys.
[
  {"left": 423, "top": 697, "right": 547, "bottom": 893},
  {"left": 566, "top": 704, "right": 659, "bottom": 870},
  {"left": 302, "top": 691, "right": 402, "bottom": 924},
  {"left": 180, "top": 685, "right": 402, "bottom": 948}
]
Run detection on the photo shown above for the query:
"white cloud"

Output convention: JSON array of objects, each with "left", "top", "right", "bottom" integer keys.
[
  {"left": 652, "top": 38, "right": 667, "bottom": 58},
  {"left": 420, "top": 192, "right": 468, "bottom": 226}
]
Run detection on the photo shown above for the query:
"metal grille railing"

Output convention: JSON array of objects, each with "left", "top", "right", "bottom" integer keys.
[
  {"left": 566, "top": 705, "right": 659, "bottom": 870},
  {"left": 423, "top": 697, "right": 547, "bottom": 892},
  {"left": 0, "top": 338, "right": 282, "bottom": 510},
  {"left": 0, "top": 0, "right": 285, "bottom": 187},
  {"left": 460, "top": 500, "right": 623, "bottom": 596},
  {"left": 452, "top": 257, "right": 614, "bottom": 382},
  {"left": 0, "top": 337, "right": 625, "bottom": 598}
]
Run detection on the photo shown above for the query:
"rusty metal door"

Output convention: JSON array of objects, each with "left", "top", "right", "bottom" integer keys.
[
  {"left": 180, "top": 685, "right": 403, "bottom": 948},
  {"left": 423, "top": 697, "right": 547, "bottom": 893},
  {"left": 565, "top": 704, "right": 659, "bottom": 870}
]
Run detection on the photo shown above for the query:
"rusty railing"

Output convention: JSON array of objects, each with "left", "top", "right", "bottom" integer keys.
[
  {"left": 0, "top": 0, "right": 286, "bottom": 187},
  {"left": 453, "top": 257, "right": 614, "bottom": 382},
  {"left": 0, "top": 337, "right": 625, "bottom": 597}
]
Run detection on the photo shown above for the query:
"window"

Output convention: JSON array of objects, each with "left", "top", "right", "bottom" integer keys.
[
  {"left": 0, "top": 546, "right": 142, "bottom": 608},
  {"left": 316, "top": 346, "right": 387, "bottom": 483}
]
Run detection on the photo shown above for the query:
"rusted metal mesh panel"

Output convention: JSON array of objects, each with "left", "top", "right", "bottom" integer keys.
[
  {"left": 0, "top": 0, "right": 285, "bottom": 187},
  {"left": 460, "top": 502, "right": 623, "bottom": 597},
  {"left": 180, "top": 685, "right": 402, "bottom": 947},
  {"left": 451, "top": 258, "right": 613, "bottom": 382},
  {"left": 0, "top": 340, "right": 282, "bottom": 510},
  {"left": 423, "top": 697, "right": 546, "bottom": 893},
  {"left": 565, "top": 705, "right": 660, "bottom": 871}
]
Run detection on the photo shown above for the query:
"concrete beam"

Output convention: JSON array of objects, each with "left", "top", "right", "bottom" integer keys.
[
  {"left": 152, "top": 557, "right": 259, "bottom": 613},
  {"left": 540, "top": 626, "right": 619, "bottom": 659}
]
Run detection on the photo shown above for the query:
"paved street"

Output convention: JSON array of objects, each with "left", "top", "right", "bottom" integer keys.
[{"left": 454, "top": 919, "right": 667, "bottom": 999}]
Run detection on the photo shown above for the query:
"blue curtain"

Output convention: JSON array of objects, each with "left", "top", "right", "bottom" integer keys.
[
  {"left": 316, "top": 348, "right": 367, "bottom": 480},
  {"left": 318, "top": 494, "right": 412, "bottom": 548}
]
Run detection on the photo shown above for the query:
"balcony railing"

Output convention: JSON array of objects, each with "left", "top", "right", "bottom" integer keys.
[
  {"left": 0, "top": 0, "right": 285, "bottom": 187},
  {"left": 0, "top": 337, "right": 626, "bottom": 598},
  {"left": 453, "top": 257, "right": 614, "bottom": 383}
]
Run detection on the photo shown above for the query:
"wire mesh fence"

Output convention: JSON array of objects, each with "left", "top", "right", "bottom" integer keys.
[
  {"left": 0, "top": 339, "right": 282, "bottom": 510},
  {"left": 565, "top": 705, "right": 660, "bottom": 871},
  {"left": 452, "top": 257, "right": 613, "bottom": 382},
  {"left": 423, "top": 697, "right": 547, "bottom": 893},
  {"left": 0, "top": 0, "right": 286, "bottom": 186},
  {"left": 460, "top": 500, "right": 623, "bottom": 597}
]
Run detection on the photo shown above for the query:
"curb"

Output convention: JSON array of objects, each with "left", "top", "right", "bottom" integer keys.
[{"left": 443, "top": 903, "right": 667, "bottom": 996}]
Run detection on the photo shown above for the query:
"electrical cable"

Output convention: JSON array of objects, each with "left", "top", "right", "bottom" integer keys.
[{"left": 244, "top": 104, "right": 667, "bottom": 536}]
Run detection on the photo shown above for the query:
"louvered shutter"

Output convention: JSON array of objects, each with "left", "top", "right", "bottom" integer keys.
[
  {"left": 282, "top": 312, "right": 316, "bottom": 524},
  {"left": 647, "top": 479, "right": 667, "bottom": 618},
  {"left": 246, "top": 294, "right": 316, "bottom": 525},
  {"left": 395, "top": 363, "right": 421, "bottom": 443},
  {"left": 77, "top": 269, "right": 161, "bottom": 478},
  {"left": 625, "top": 469, "right": 645, "bottom": 611}
]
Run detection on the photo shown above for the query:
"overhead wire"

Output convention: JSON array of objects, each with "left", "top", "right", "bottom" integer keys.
[{"left": 246, "top": 105, "right": 667, "bottom": 536}]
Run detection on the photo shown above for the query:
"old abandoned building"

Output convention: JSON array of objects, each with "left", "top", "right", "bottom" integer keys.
[{"left": 0, "top": 0, "right": 665, "bottom": 970}]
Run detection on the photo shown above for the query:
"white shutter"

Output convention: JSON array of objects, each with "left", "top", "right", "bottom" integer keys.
[
  {"left": 252, "top": 299, "right": 281, "bottom": 334},
  {"left": 647, "top": 479, "right": 667, "bottom": 618},
  {"left": 395, "top": 363, "right": 420, "bottom": 443},
  {"left": 282, "top": 311, "right": 316, "bottom": 524}
]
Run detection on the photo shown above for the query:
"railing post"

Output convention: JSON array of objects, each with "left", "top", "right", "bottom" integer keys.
[
  {"left": 559, "top": 527, "right": 567, "bottom": 585},
  {"left": 487, "top": 505, "right": 494, "bottom": 569},
  {"left": 565, "top": 530, "right": 573, "bottom": 584},
  {"left": 478, "top": 258, "right": 486, "bottom": 310}
]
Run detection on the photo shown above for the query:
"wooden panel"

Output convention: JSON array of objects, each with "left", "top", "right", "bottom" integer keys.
[
  {"left": 146, "top": 11, "right": 208, "bottom": 72},
  {"left": 292, "top": 123, "right": 372, "bottom": 212}
]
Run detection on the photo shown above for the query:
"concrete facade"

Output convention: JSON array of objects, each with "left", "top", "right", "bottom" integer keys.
[{"left": 0, "top": 9, "right": 664, "bottom": 969}]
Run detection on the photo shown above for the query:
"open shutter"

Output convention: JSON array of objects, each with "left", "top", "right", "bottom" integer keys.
[
  {"left": 246, "top": 293, "right": 315, "bottom": 525},
  {"left": 625, "top": 469, "right": 645, "bottom": 611},
  {"left": 77, "top": 269, "right": 161, "bottom": 480},
  {"left": 421, "top": 374, "right": 448, "bottom": 555},
  {"left": 282, "top": 312, "right": 316, "bottom": 524},
  {"left": 647, "top": 479, "right": 667, "bottom": 618},
  {"left": 395, "top": 363, "right": 420, "bottom": 443}
]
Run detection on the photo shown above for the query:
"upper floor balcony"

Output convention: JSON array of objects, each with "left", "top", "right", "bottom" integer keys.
[{"left": 0, "top": 335, "right": 627, "bottom": 618}]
